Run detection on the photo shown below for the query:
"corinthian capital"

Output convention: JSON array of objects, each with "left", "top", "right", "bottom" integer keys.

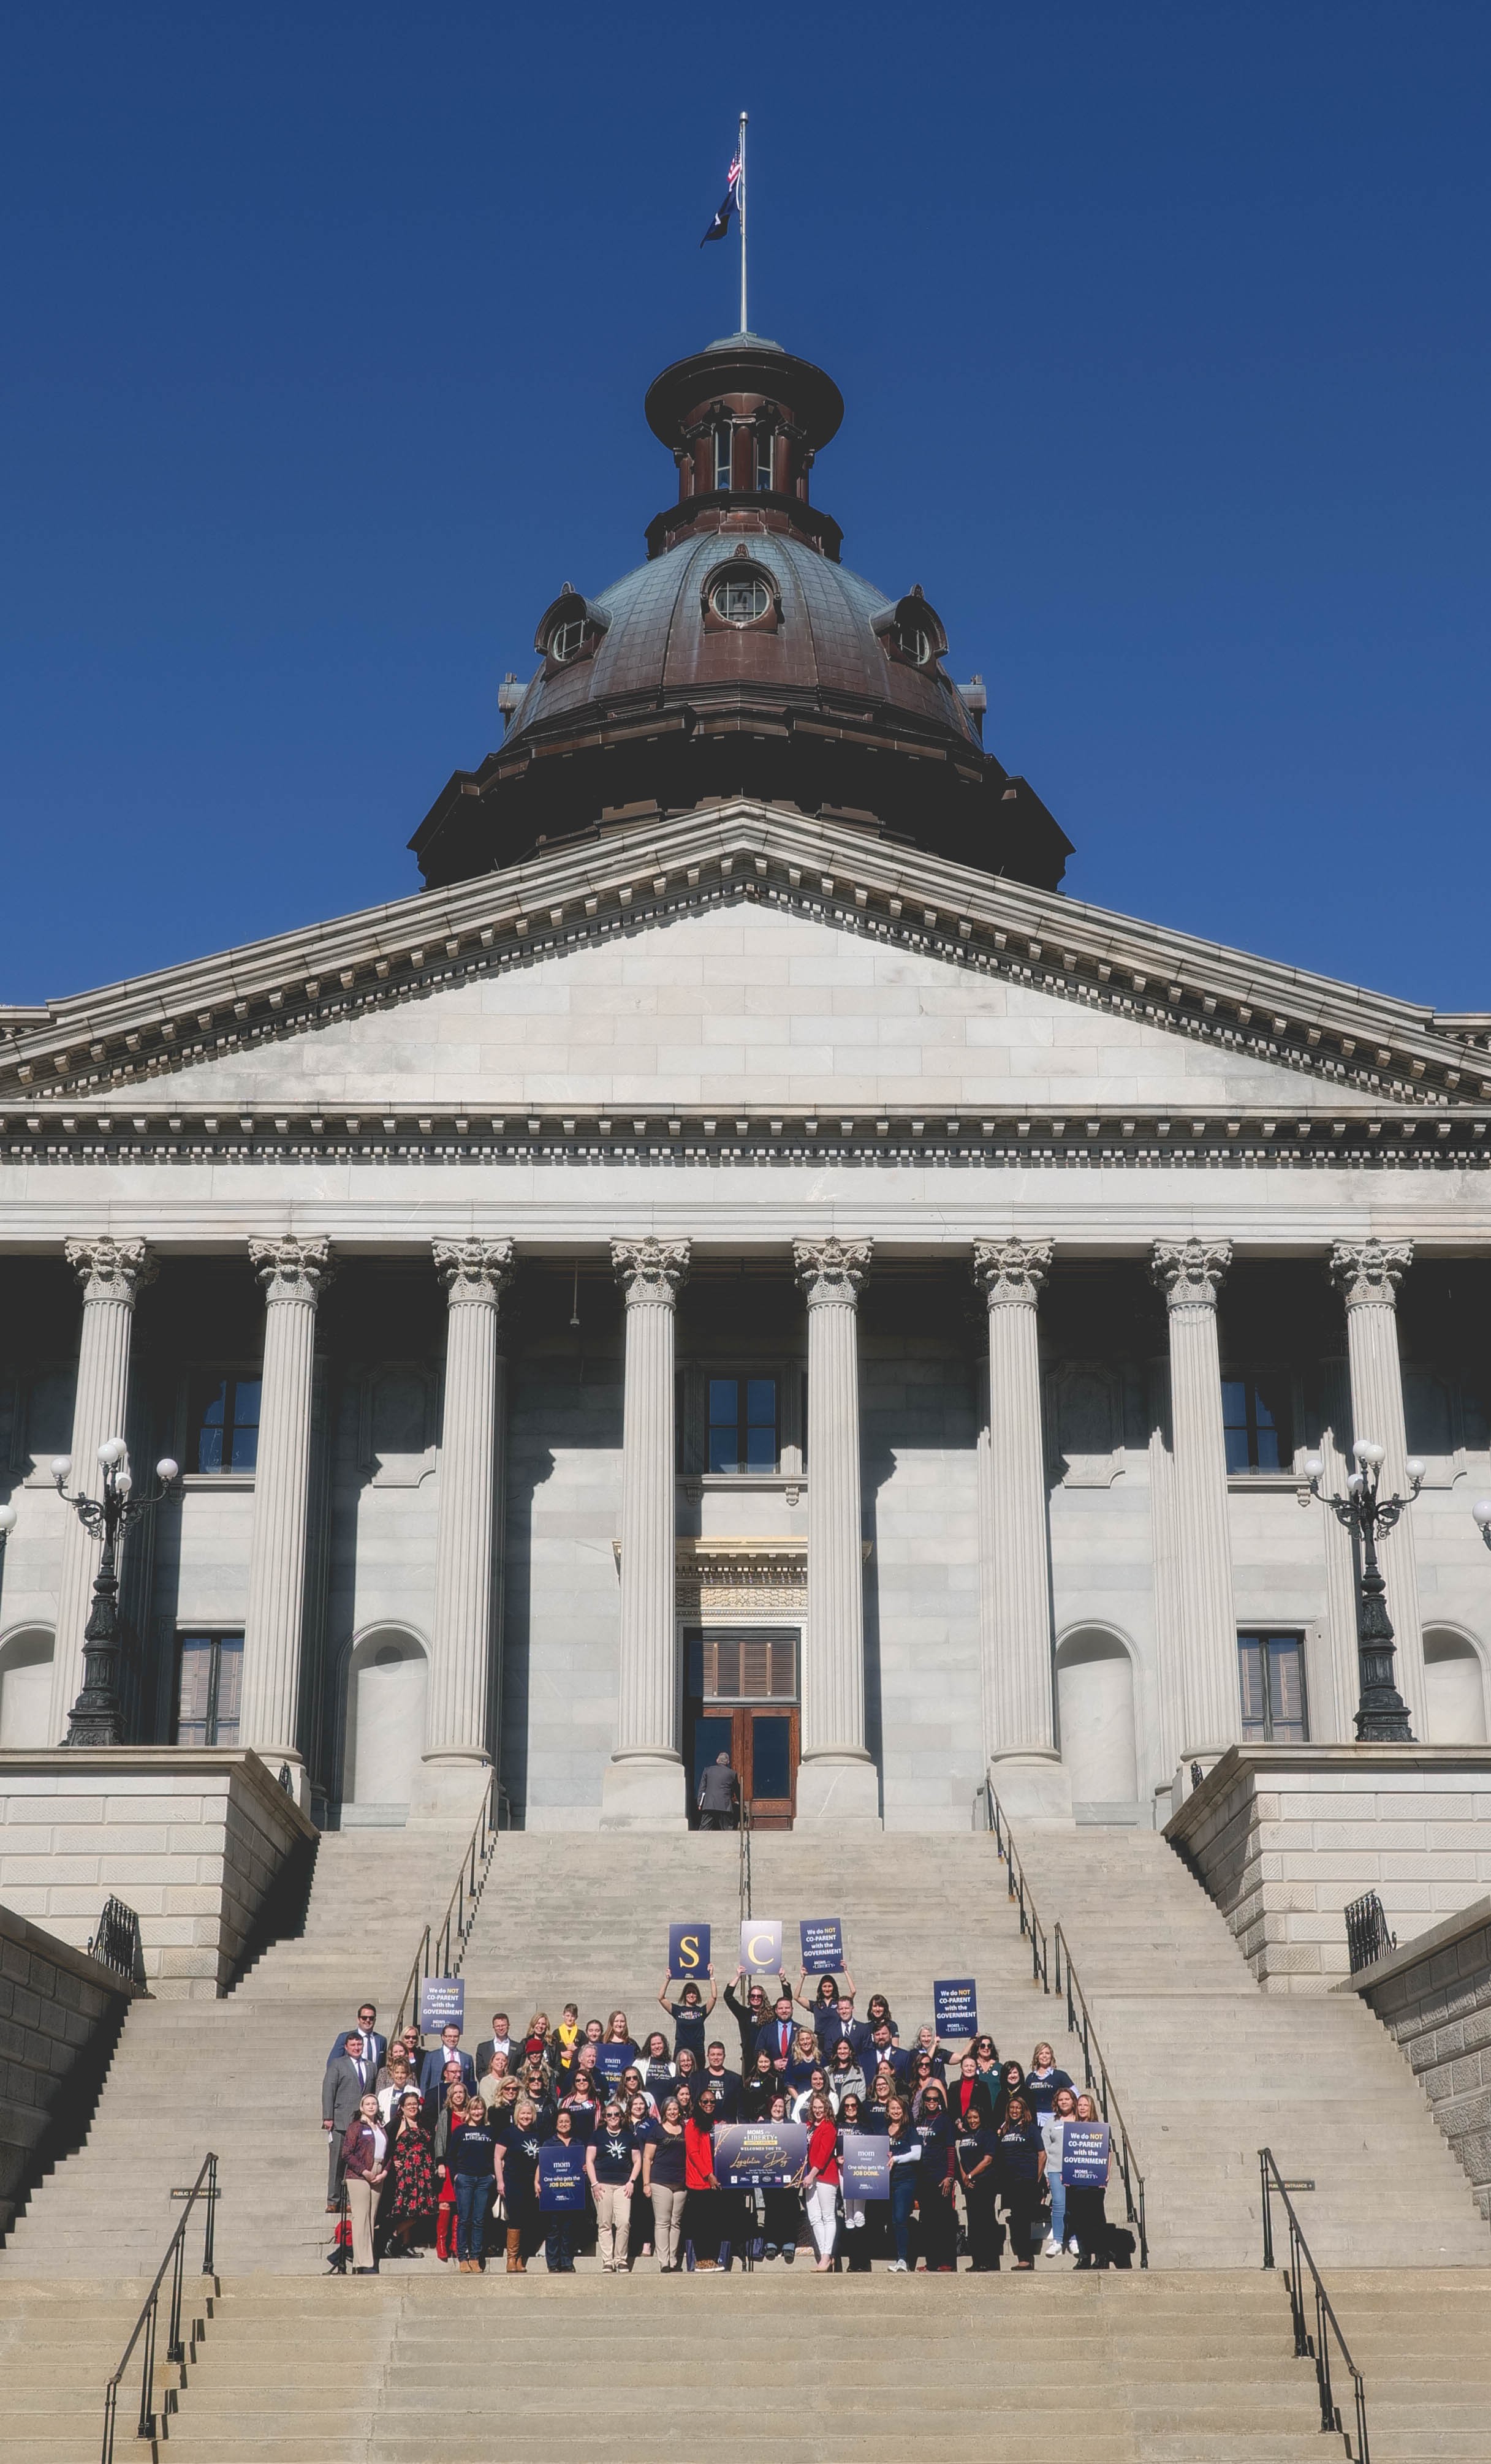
[
  {"left": 1151, "top": 1238, "right": 1232, "bottom": 1310},
  {"left": 249, "top": 1234, "right": 336, "bottom": 1304},
  {"left": 792, "top": 1236, "right": 873, "bottom": 1308},
  {"left": 1330, "top": 1238, "right": 1412, "bottom": 1310},
  {"left": 973, "top": 1239, "right": 1053, "bottom": 1308},
  {"left": 611, "top": 1236, "right": 690, "bottom": 1307},
  {"left": 63, "top": 1236, "right": 157, "bottom": 1305},
  {"left": 433, "top": 1237, "right": 515, "bottom": 1306}
]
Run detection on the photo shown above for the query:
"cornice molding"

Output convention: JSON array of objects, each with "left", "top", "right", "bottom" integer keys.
[{"left": 0, "top": 802, "right": 1483, "bottom": 1116}]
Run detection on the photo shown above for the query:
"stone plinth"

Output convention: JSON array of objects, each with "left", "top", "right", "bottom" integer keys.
[
  {"left": 0, "top": 1902, "right": 137, "bottom": 2235},
  {"left": 1345, "top": 1894, "right": 1491, "bottom": 2222},
  {"left": 0, "top": 1749, "right": 316, "bottom": 1999},
  {"left": 1164, "top": 1744, "right": 1491, "bottom": 1996}
]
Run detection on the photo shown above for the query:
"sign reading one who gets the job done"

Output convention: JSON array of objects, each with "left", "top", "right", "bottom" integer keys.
[
  {"left": 738, "top": 1919, "right": 784, "bottom": 1975},
  {"left": 419, "top": 1976, "right": 465, "bottom": 2035},
  {"left": 537, "top": 2141, "right": 588, "bottom": 2210},
  {"left": 669, "top": 1922, "right": 710, "bottom": 1978}
]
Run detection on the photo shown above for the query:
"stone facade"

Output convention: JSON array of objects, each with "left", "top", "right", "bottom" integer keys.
[
  {"left": 0, "top": 1901, "right": 134, "bottom": 2237},
  {"left": 0, "top": 1749, "right": 316, "bottom": 1997},
  {"left": 1165, "top": 1744, "right": 1491, "bottom": 1993},
  {"left": 1350, "top": 1893, "right": 1491, "bottom": 2221}
]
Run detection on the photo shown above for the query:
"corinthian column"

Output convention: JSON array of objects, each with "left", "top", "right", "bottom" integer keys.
[
  {"left": 973, "top": 1240, "right": 1069, "bottom": 1820},
  {"left": 793, "top": 1237, "right": 879, "bottom": 1827},
  {"left": 238, "top": 1236, "right": 334, "bottom": 1782},
  {"left": 49, "top": 1237, "right": 157, "bottom": 1743},
  {"left": 601, "top": 1238, "right": 689, "bottom": 1830},
  {"left": 414, "top": 1239, "right": 514, "bottom": 1824},
  {"left": 1330, "top": 1239, "right": 1424, "bottom": 1733},
  {"left": 1151, "top": 1239, "right": 1237, "bottom": 1775}
]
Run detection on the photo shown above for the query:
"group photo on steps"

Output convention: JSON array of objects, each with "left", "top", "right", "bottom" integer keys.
[{"left": 322, "top": 1950, "right": 1131, "bottom": 2279}]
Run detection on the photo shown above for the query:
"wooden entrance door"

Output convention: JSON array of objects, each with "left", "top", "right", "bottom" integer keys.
[{"left": 685, "top": 1628, "right": 800, "bottom": 1829}]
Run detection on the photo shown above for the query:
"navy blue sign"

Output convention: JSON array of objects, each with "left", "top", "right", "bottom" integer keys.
[
  {"left": 669, "top": 1922, "right": 710, "bottom": 1979},
  {"left": 799, "top": 1918, "right": 844, "bottom": 1975},
  {"left": 839, "top": 2131, "right": 890, "bottom": 2199},
  {"left": 932, "top": 1978, "right": 977, "bottom": 2038},
  {"left": 537, "top": 2141, "right": 588, "bottom": 2210},
  {"left": 712, "top": 2120, "right": 808, "bottom": 2189},
  {"left": 1061, "top": 2122, "right": 1110, "bottom": 2187},
  {"left": 419, "top": 1976, "right": 465, "bottom": 2035},
  {"left": 594, "top": 2043, "right": 632, "bottom": 2088}
]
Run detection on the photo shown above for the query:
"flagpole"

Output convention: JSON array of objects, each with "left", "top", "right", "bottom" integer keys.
[{"left": 738, "top": 110, "right": 748, "bottom": 333}]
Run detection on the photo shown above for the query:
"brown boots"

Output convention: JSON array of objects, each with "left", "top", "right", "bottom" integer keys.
[{"left": 506, "top": 2229, "right": 526, "bottom": 2274}]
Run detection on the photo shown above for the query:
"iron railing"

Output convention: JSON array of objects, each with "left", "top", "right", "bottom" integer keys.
[
  {"left": 984, "top": 1775, "right": 1149, "bottom": 2267},
  {"left": 1260, "top": 2148, "right": 1370, "bottom": 2462},
  {"left": 1345, "top": 1890, "right": 1395, "bottom": 1976},
  {"left": 100, "top": 2152, "right": 218, "bottom": 2463},
  {"left": 88, "top": 1895, "right": 143, "bottom": 1987},
  {"left": 393, "top": 1773, "right": 502, "bottom": 2039},
  {"left": 738, "top": 1783, "right": 754, "bottom": 1922}
]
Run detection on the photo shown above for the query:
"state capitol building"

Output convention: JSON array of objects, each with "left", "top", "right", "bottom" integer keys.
[{"left": 2, "top": 325, "right": 1490, "bottom": 1846}]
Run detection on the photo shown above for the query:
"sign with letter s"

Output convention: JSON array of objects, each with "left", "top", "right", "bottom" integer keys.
[
  {"left": 669, "top": 1922, "right": 710, "bottom": 1978},
  {"left": 739, "top": 1918, "right": 783, "bottom": 1975}
]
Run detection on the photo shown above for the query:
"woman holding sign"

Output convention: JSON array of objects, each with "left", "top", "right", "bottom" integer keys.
[
  {"left": 1064, "top": 2091, "right": 1112, "bottom": 2269},
  {"left": 995, "top": 2093, "right": 1047, "bottom": 2270}
]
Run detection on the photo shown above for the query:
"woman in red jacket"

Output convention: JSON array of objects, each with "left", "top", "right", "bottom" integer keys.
[
  {"left": 341, "top": 2092, "right": 390, "bottom": 2275},
  {"left": 683, "top": 2085, "right": 722, "bottom": 2268},
  {"left": 802, "top": 2088, "right": 840, "bottom": 2270}
]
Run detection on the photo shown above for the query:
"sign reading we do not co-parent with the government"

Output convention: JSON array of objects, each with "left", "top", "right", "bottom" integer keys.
[
  {"left": 1061, "top": 2123, "right": 1110, "bottom": 2187},
  {"left": 799, "top": 1918, "right": 845, "bottom": 1974},
  {"left": 419, "top": 1976, "right": 465, "bottom": 2035},
  {"left": 932, "top": 1978, "right": 977, "bottom": 2038}
]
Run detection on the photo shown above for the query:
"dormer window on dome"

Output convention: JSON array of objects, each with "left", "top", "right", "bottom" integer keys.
[
  {"left": 535, "top": 584, "right": 609, "bottom": 676},
  {"left": 702, "top": 553, "right": 781, "bottom": 634},
  {"left": 876, "top": 586, "right": 948, "bottom": 673}
]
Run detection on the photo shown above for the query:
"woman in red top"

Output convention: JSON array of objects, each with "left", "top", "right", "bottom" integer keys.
[
  {"left": 802, "top": 2088, "right": 840, "bottom": 2270},
  {"left": 683, "top": 2090, "right": 722, "bottom": 2268}
]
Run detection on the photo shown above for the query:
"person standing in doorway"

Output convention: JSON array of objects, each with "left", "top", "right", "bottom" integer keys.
[{"left": 697, "top": 1752, "right": 738, "bottom": 1828}]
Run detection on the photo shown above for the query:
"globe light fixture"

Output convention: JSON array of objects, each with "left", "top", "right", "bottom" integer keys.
[
  {"left": 53, "top": 1445, "right": 181, "bottom": 1745},
  {"left": 1299, "top": 1440, "right": 1421, "bottom": 1741}
]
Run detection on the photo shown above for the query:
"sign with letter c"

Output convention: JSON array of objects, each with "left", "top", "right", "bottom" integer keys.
[{"left": 739, "top": 1918, "right": 783, "bottom": 1975}]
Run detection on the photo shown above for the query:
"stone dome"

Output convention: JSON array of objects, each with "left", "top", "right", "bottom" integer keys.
[{"left": 411, "top": 335, "right": 1072, "bottom": 891}]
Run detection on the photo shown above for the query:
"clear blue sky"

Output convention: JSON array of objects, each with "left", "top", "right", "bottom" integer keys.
[{"left": 2, "top": 2, "right": 1487, "bottom": 1010}]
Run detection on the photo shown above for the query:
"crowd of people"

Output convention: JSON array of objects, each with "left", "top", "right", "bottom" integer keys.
[{"left": 320, "top": 1967, "right": 1124, "bottom": 2278}]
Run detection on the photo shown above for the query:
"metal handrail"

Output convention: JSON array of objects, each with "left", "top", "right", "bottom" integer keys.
[
  {"left": 392, "top": 1772, "right": 501, "bottom": 2041},
  {"left": 1260, "top": 2148, "right": 1370, "bottom": 2462},
  {"left": 100, "top": 2151, "right": 218, "bottom": 2463},
  {"left": 982, "top": 1780, "right": 1051, "bottom": 1991},
  {"left": 1053, "top": 1924, "right": 1148, "bottom": 2269},
  {"left": 88, "top": 1894, "right": 143, "bottom": 1987},
  {"left": 738, "top": 1785, "right": 753, "bottom": 1923}
]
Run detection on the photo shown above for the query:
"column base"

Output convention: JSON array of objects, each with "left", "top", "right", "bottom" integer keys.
[
  {"left": 794, "top": 1758, "right": 881, "bottom": 1828},
  {"left": 408, "top": 1758, "right": 493, "bottom": 1827},
  {"left": 987, "top": 1753, "right": 1073, "bottom": 1825},
  {"left": 599, "top": 1757, "right": 688, "bottom": 1832}
]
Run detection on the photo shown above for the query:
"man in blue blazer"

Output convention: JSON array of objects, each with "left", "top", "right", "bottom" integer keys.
[
  {"left": 327, "top": 2003, "right": 386, "bottom": 2073},
  {"left": 418, "top": 2022, "right": 476, "bottom": 2105}
]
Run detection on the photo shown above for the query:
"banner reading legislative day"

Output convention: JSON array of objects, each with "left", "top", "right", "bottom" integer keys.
[
  {"left": 799, "top": 1917, "right": 845, "bottom": 1974},
  {"left": 713, "top": 2120, "right": 808, "bottom": 2189},
  {"left": 932, "top": 1978, "right": 977, "bottom": 2038},
  {"left": 1061, "top": 2122, "right": 1110, "bottom": 2187},
  {"left": 739, "top": 1918, "right": 783, "bottom": 1975},
  {"left": 537, "top": 2141, "right": 589, "bottom": 2210},
  {"left": 839, "top": 2131, "right": 891, "bottom": 2199},
  {"left": 419, "top": 1975, "right": 465, "bottom": 2035},
  {"left": 669, "top": 1921, "right": 710, "bottom": 1979}
]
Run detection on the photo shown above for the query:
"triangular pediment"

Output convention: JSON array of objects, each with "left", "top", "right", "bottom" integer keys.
[{"left": 2, "top": 803, "right": 1482, "bottom": 1144}]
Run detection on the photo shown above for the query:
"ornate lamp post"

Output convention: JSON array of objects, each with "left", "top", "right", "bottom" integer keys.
[
  {"left": 1299, "top": 1437, "right": 1424, "bottom": 1741},
  {"left": 53, "top": 1438, "right": 179, "bottom": 1747}
]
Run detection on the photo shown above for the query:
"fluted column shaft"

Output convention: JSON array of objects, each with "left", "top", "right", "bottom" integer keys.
[
  {"left": 973, "top": 1242, "right": 1060, "bottom": 1777},
  {"left": 49, "top": 1238, "right": 156, "bottom": 1742},
  {"left": 601, "top": 1239, "right": 689, "bottom": 1829},
  {"left": 1332, "top": 1241, "right": 1425, "bottom": 1729},
  {"left": 1152, "top": 1241, "right": 1237, "bottom": 1766},
  {"left": 425, "top": 1240, "right": 513, "bottom": 1774},
  {"left": 239, "top": 1237, "right": 333, "bottom": 1769},
  {"left": 794, "top": 1238, "right": 879, "bottom": 1826}
]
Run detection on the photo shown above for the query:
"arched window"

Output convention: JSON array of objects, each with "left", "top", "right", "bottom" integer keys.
[
  {"left": 755, "top": 428, "right": 774, "bottom": 492},
  {"left": 876, "top": 587, "right": 949, "bottom": 673},
  {"left": 1423, "top": 1629, "right": 1488, "bottom": 1744},
  {"left": 714, "top": 424, "right": 734, "bottom": 493},
  {"left": 0, "top": 1628, "right": 54, "bottom": 1750},
  {"left": 343, "top": 1630, "right": 430, "bottom": 1815},
  {"left": 534, "top": 586, "right": 609, "bottom": 675},
  {"left": 549, "top": 618, "right": 590, "bottom": 664}
]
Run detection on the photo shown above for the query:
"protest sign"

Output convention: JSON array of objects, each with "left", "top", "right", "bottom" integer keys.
[
  {"left": 839, "top": 2132, "right": 891, "bottom": 2199},
  {"left": 799, "top": 1918, "right": 845, "bottom": 1975},
  {"left": 669, "top": 1922, "right": 710, "bottom": 1979},
  {"left": 1061, "top": 2122, "right": 1110, "bottom": 2187},
  {"left": 932, "top": 1978, "right": 977, "bottom": 2038},
  {"left": 419, "top": 1976, "right": 465, "bottom": 2036},
  {"left": 712, "top": 2120, "right": 808, "bottom": 2189},
  {"left": 594, "top": 2042, "right": 633, "bottom": 2087},
  {"left": 537, "top": 2141, "right": 588, "bottom": 2210},
  {"left": 739, "top": 1918, "right": 784, "bottom": 1975}
]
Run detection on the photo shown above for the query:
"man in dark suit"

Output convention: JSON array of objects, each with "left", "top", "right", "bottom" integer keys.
[
  {"left": 326, "top": 2003, "right": 386, "bottom": 2073},
  {"left": 820, "top": 1992, "right": 874, "bottom": 2069},
  {"left": 322, "top": 2032, "right": 375, "bottom": 2207},
  {"left": 700, "top": 2040, "right": 743, "bottom": 2120},
  {"left": 474, "top": 2014, "right": 515, "bottom": 2077},
  {"left": 755, "top": 1994, "right": 797, "bottom": 2073},
  {"left": 417, "top": 2023, "right": 476, "bottom": 2106}
]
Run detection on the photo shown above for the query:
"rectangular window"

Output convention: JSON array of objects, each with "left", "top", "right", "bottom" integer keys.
[
  {"left": 1222, "top": 1372, "right": 1292, "bottom": 1473},
  {"left": 191, "top": 1374, "right": 261, "bottom": 1473},
  {"left": 688, "top": 1630, "right": 799, "bottom": 1703},
  {"left": 755, "top": 433, "right": 773, "bottom": 491},
  {"left": 175, "top": 1633, "right": 244, "bottom": 1746},
  {"left": 715, "top": 425, "right": 733, "bottom": 492},
  {"left": 707, "top": 1374, "right": 778, "bottom": 1473},
  {"left": 1239, "top": 1633, "right": 1308, "bottom": 1742}
]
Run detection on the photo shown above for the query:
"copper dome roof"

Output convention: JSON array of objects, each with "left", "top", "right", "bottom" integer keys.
[{"left": 411, "top": 336, "right": 1072, "bottom": 891}]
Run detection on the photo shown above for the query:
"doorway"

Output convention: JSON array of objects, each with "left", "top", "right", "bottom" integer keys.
[{"left": 685, "top": 1627, "right": 799, "bottom": 1829}]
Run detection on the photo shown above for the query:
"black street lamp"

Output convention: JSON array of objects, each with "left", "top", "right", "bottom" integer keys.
[
  {"left": 1299, "top": 1437, "right": 1424, "bottom": 1742},
  {"left": 53, "top": 1438, "right": 179, "bottom": 1747}
]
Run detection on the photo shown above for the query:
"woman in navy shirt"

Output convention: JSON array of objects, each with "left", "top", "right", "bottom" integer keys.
[
  {"left": 912, "top": 2083, "right": 956, "bottom": 2271},
  {"left": 885, "top": 2096, "right": 922, "bottom": 2273},
  {"left": 595, "top": 2011, "right": 640, "bottom": 2095},
  {"left": 954, "top": 2112, "right": 1002, "bottom": 2272},
  {"left": 660, "top": 1972, "right": 716, "bottom": 2068},
  {"left": 1024, "top": 2041, "right": 1075, "bottom": 2116},
  {"left": 995, "top": 2093, "right": 1047, "bottom": 2270},
  {"left": 585, "top": 2098, "right": 640, "bottom": 2272},
  {"left": 494, "top": 2096, "right": 550, "bottom": 2275}
]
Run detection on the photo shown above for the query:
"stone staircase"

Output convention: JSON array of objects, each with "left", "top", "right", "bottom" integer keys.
[{"left": 1006, "top": 1821, "right": 1490, "bottom": 2269}]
